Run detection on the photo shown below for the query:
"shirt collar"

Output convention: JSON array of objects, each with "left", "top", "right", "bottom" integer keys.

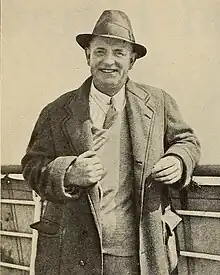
[{"left": 90, "top": 81, "right": 126, "bottom": 113}]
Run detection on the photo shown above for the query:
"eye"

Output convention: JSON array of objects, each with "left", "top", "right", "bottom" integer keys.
[
  {"left": 114, "top": 49, "right": 126, "bottom": 57},
  {"left": 94, "top": 48, "right": 106, "bottom": 56}
]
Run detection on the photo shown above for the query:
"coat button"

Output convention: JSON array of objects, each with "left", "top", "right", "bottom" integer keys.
[
  {"left": 79, "top": 260, "right": 85, "bottom": 266},
  {"left": 135, "top": 160, "right": 143, "bottom": 165}
]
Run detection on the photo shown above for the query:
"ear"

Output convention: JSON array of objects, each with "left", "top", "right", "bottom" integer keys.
[
  {"left": 129, "top": 52, "right": 137, "bottom": 70},
  {"left": 85, "top": 48, "right": 91, "bottom": 66}
]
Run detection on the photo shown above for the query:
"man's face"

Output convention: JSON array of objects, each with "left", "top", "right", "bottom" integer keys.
[{"left": 86, "top": 36, "right": 136, "bottom": 96}]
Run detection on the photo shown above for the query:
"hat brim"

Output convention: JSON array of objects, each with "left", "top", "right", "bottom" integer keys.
[{"left": 76, "top": 33, "right": 147, "bottom": 59}]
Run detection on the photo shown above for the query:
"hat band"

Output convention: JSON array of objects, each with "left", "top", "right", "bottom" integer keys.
[{"left": 93, "top": 22, "right": 135, "bottom": 43}]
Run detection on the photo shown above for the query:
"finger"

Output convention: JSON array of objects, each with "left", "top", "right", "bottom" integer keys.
[
  {"left": 94, "top": 167, "right": 105, "bottom": 177},
  {"left": 93, "top": 137, "right": 107, "bottom": 151},
  {"left": 155, "top": 171, "right": 181, "bottom": 183},
  {"left": 93, "top": 129, "right": 108, "bottom": 139},
  {"left": 92, "top": 138, "right": 106, "bottom": 152},
  {"left": 95, "top": 169, "right": 105, "bottom": 178},
  {"left": 153, "top": 165, "right": 179, "bottom": 178},
  {"left": 87, "top": 164, "right": 103, "bottom": 174},
  {"left": 79, "top": 150, "right": 96, "bottom": 159},
  {"left": 88, "top": 166, "right": 103, "bottom": 176},
  {"left": 163, "top": 175, "right": 181, "bottom": 185},
  {"left": 88, "top": 156, "right": 102, "bottom": 165},
  {"left": 152, "top": 160, "right": 176, "bottom": 174},
  {"left": 88, "top": 175, "right": 102, "bottom": 184},
  {"left": 93, "top": 163, "right": 104, "bottom": 171}
]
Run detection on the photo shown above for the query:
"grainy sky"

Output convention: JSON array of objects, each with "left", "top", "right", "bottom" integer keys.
[{"left": 2, "top": 0, "right": 220, "bottom": 164}]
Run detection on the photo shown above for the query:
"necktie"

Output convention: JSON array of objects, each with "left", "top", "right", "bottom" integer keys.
[{"left": 103, "top": 97, "right": 118, "bottom": 129}]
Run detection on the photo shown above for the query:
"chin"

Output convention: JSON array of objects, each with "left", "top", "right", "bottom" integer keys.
[
  {"left": 102, "top": 81, "right": 119, "bottom": 89},
  {"left": 93, "top": 75, "right": 126, "bottom": 94},
  {"left": 102, "top": 80, "right": 118, "bottom": 87},
  {"left": 96, "top": 82, "right": 120, "bottom": 96}
]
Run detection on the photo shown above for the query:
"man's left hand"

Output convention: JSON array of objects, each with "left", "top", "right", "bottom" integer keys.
[{"left": 151, "top": 156, "right": 183, "bottom": 184}]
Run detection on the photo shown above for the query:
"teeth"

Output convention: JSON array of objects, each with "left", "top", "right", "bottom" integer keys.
[{"left": 101, "top": 69, "right": 115, "bottom": 73}]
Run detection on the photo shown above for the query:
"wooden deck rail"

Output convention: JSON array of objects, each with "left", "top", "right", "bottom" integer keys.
[
  {"left": 1, "top": 164, "right": 220, "bottom": 275},
  {"left": 1, "top": 164, "right": 220, "bottom": 177}
]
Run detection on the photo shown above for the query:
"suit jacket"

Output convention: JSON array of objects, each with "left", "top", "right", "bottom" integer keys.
[{"left": 21, "top": 76, "right": 200, "bottom": 275}]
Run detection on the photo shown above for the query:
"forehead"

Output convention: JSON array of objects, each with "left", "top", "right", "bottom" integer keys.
[{"left": 89, "top": 36, "right": 133, "bottom": 50}]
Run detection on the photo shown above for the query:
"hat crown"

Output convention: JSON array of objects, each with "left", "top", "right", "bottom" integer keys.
[
  {"left": 92, "top": 10, "right": 135, "bottom": 43},
  {"left": 76, "top": 10, "right": 147, "bottom": 58}
]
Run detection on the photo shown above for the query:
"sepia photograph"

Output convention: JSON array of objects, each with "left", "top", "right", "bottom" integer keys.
[{"left": 1, "top": 1, "right": 220, "bottom": 274}]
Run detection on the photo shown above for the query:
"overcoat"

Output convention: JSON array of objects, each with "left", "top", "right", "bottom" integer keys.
[{"left": 22, "top": 77, "right": 200, "bottom": 275}]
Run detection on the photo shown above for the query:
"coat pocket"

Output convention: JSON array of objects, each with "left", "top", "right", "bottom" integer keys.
[
  {"left": 162, "top": 207, "right": 182, "bottom": 272},
  {"left": 30, "top": 218, "right": 63, "bottom": 237},
  {"left": 31, "top": 219, "right": 64, "bottom": 274}
]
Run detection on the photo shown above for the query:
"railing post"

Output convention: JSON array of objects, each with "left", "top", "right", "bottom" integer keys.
[{"left": 29, "top": 192, "right": 42, "bottom": 275}]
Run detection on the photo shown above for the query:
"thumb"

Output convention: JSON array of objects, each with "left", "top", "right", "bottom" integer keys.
[{"left": 79, "top": 150, "right": 96, "bottom": 159}]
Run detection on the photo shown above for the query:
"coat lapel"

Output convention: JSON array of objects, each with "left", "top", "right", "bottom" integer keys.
[
  {"left": 61, "top": 77, "right": 93, "bottom": 155},
  {"left": 126, "top": 80, "right": 155, "bottom": 219},
  {"left": 61, "top": 77, "right": 102, "bottom": 237}
]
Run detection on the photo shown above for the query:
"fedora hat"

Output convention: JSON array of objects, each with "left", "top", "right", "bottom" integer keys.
[{"left": 76, "top": 10, "right": 147, "bottom": 59}]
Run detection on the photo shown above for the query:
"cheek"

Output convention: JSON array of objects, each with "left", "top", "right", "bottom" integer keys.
[
  {"left": 121, "top": 61, "right": 132, "bottom": 72},
  {"left": 90, "top": 58, "right": 102, "bottom": 70}
]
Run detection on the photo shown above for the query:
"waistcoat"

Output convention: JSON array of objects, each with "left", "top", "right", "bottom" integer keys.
[{"left": 92, "top": 108, "right": 138, "bottom": 256}]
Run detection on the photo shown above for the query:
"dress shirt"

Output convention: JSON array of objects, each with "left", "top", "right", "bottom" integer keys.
[{"left": 89, "top": 82, "right": 126, "bottom": 129}]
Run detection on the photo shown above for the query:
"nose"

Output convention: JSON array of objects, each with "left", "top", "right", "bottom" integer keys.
[{"left": 102, "top": 52, "right": 115, "bottom": 66}]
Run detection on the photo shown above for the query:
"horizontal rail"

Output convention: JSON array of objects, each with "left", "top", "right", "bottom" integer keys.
[
  {"left": 0, "top": 230, "right": 33, "bottom": 238},
  {"left": 1, "top": 164, "right": 220, "bottom": 177},
  {"left": 1, "top": 199, "right": 36, "bottom": 205},
  {"left": 180, "top": 251, "right": 220, "bottom": 261},
  {"left": 1, "top": 173, "right": 24, "bottom": 180},
  {"left": 176, "top": 210, "right": 220, "bottom": 218},
  {"left": 193, "top": 181, "right": 220, "bottom": 186},
  {"left": 1, "top": 165, "right": 22, "bottom": 175},
  {"left": 0, "top": 262, "right": 30, "bottom": 271},
  {"left": 193, "top": 165, "right": 220, "bottom": 177}
]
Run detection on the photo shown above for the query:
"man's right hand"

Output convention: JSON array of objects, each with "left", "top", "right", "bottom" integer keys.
[{"left": 65, "top": 150, "right": 105, "bottom": 188}]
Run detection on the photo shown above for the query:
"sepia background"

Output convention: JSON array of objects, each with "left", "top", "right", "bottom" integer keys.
[
  {"left": 1, "top": 2, "right": 220, "bottom": 275},
  {"left": 2, "top": 0, "right": 220, "bottom": 165}
]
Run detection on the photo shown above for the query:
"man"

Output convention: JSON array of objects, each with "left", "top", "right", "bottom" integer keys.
[{"left": 22, "top": 10, "right": 200, "bottom": 275}]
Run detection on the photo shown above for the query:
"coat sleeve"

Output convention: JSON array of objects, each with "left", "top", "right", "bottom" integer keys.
[
  {"left": 21, "top": 106, "right": 80, "bottom": 203},
  {"left": 162, "top": 91, "right": 201, "bottom": 188}
]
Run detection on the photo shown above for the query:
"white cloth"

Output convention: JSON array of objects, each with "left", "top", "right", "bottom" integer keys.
[{"left": 89, "top": 82, "right": 126, "bottom": 129}]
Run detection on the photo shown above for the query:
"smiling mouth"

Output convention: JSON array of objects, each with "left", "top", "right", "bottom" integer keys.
[{"left": 99, "top": 69, "right": 118, "bottom": 73}]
